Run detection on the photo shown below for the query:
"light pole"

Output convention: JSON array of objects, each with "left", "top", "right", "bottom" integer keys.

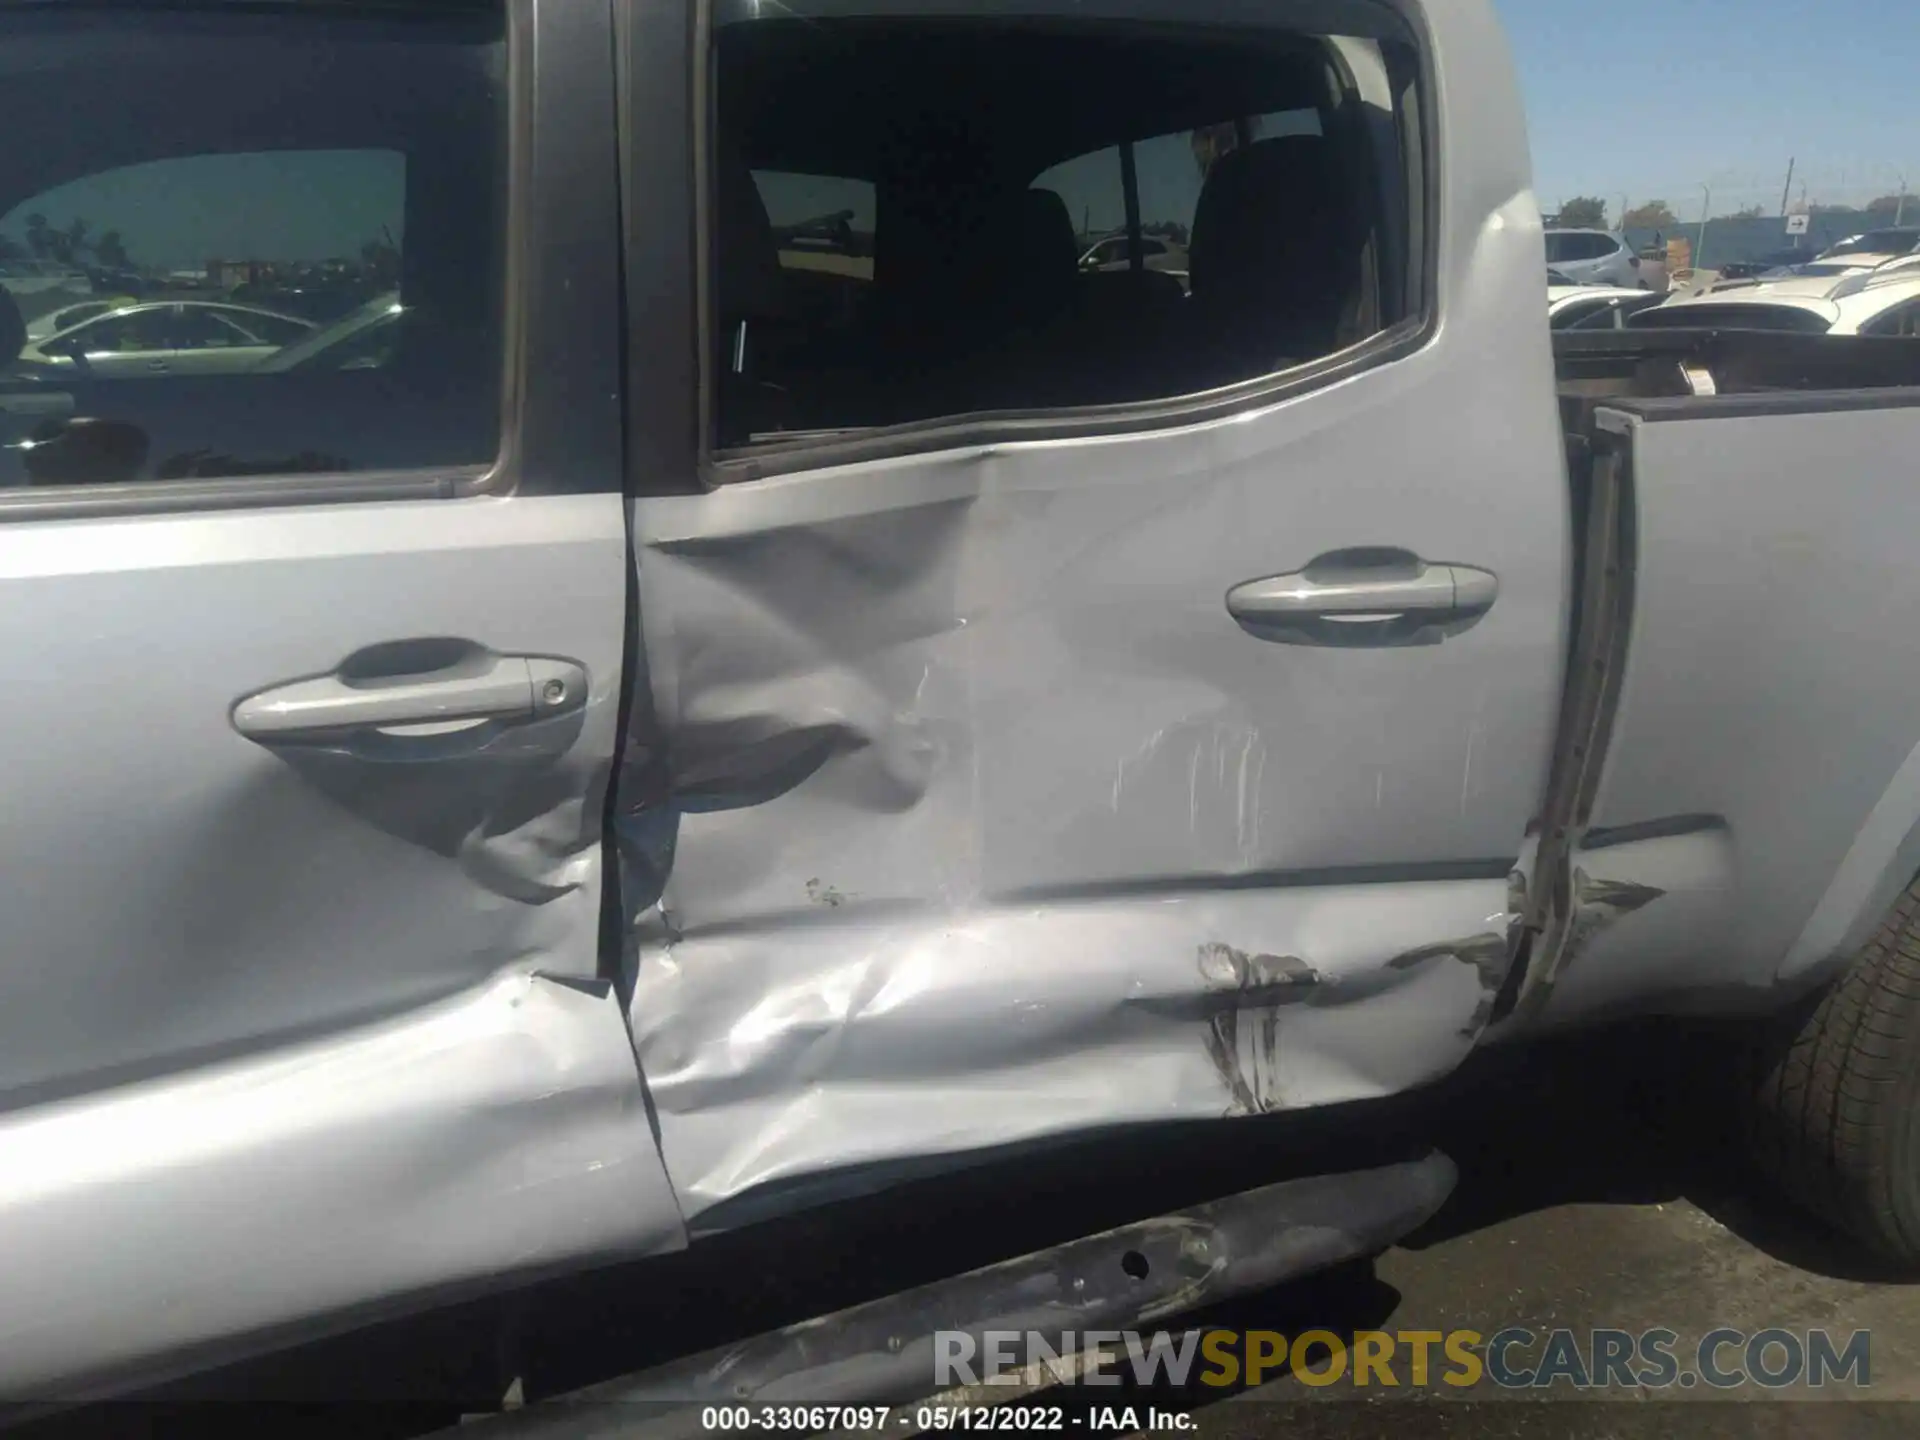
[{"left": 1698, "top": 185, "right": 1712, "bottom": 269}]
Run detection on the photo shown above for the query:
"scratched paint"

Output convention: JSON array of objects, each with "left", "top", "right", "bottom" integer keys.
[
  {"left": 617, "top": 149, "right": 1566, "bottom": 1222},
  {"left": 1196, "top": 944, "right": 1322, "bottom": 1114}
]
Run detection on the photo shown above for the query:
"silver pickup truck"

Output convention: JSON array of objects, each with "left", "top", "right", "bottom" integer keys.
[{"left": 5, "top": 0, "right": 1920, "bottom": 1409}]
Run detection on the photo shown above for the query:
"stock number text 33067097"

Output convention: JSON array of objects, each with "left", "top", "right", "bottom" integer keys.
[{"left": 699, "top": 1406, "right": 1076, "bottom": 1432}]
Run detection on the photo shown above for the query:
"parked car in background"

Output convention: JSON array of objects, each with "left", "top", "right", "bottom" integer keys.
[
  {"left": 1543, "top": 227, "right": 1642, "bottom": 287},
  {"left": 254, "top": 291, "right": 403, "bottom": 372},
  {"left": 17, "top": 301, "right": 312, "bottom": 377},
  {"left": 1818, "top": 227, "right": 1920, "bottom": 261},
  {"left": 1548, "top": 284, "right": 1665, "bottom": 329},
  {"left": 1752, "top": 254, "right": 1902, "bottom": 284},
  {"left": 227, "top": 281, "right": 384, "bottom": 325},
  {"left": 1717, "top": 247, "right": 1815, "bottom": 281},
  {"left": 1077, "top": 231, "right": 1190, "bottom": 287},
  {"left": 1634, "top": 267, "right": 1920, "bottom": 336},
  {"left": 21, "top": 296, "right": 138, "bottom": 344}
]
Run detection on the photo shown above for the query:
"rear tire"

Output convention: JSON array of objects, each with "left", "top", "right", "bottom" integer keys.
[{"left": 1748, "top": 878, "right": 1920, "bottom": 1264}]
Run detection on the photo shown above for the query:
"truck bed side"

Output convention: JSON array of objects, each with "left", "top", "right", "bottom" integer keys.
[{"left": 1521, "top": 332, "right": 1920, "bottom": 1025}]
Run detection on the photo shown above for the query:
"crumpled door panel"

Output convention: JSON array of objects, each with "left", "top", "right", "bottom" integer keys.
[
  {"left": 629, "top": 882, "right": 1512, "bottom": 1220},
  {"left": 618, "top": 296, "right": 1563, "bottom": 1222}
]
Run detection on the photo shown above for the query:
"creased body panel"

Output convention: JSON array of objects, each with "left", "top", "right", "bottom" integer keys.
[
  {"left": 620, "top": 0, "right": 1565, "bottom": 1220},
  {"left": 622, "top": 221, "right": 1563, "bottom": 1219},
  {"left": 631, "top": 882, "right": 1511, "bottom": 1219},
  {"left": 0, "top": 972, "right": 684, "bottom": 1400}
]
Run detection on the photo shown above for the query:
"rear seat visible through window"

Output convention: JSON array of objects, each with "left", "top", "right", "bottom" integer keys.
[{"left": 711, "top": 11, "right": 1423, "bottom": 448}]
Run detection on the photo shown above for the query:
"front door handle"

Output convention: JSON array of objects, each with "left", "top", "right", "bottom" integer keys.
[
  {"left": 1226, "top": 549, "right": 1498, "bottom": 649},
  {"left": 232, "top": 646, "right": 586, "bottom": 742}
]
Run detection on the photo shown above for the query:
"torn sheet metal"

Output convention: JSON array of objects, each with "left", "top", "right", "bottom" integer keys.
[
  {"left": 627, "top": 880, "right": 1514, "bottom": 1224},
  {"left": 0, "top": 970, "right": 686, "bottom": 1401},
  {"left": 1525, "top": 824, "right": 1745, "bottom": 1025}
]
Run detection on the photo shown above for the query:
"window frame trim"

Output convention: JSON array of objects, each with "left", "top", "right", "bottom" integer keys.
[
  {"left": 696, "top": 0, "right": 1441, "bottom": 486},
  {"left": 0, "top": 0, "right": 609, "bottom": 523}
]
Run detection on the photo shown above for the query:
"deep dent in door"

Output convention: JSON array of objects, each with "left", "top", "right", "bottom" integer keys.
[{"left": 613, "top": 446, "right": 1532, "bottom": 1225}]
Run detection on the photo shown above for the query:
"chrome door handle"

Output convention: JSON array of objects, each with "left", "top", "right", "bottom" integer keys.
[
  {"left": 233, "top": 647, "right": 586, "bottom": 741},
  {"left": 1226, "top": 549, "right": 1498, "bottom": 649}
]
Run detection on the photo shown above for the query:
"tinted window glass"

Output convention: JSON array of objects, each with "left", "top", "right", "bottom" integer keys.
[
  {"left": 0, "top": 4, "right": 505, "bottom": 489},
  {"left": 713, "top": 18, "right": 1420, "bottom": 446},
  {"left": 1036, "top": 110, "right": 1322, "bottom": 288},
  {"left": 1865, "top": 299, "right": 1920, "bottom": 338},
  {"left": 1629, "top": 303, "right": 1834, "bottom": 334},
  {"left": 56, "top": 308, "right": 173, "bottom": 355}
]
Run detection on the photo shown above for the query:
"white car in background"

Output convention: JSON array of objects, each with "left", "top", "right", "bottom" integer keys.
[
  {"left": 22, "top": 296, "right": 138, "bottom": 344},
  {"left": 1543, "top": 228, "right": 1643, "bottom": 288},
  {"left": 1633, "top": 265, "right": 1920, "bottom": 337},
  {"left": 1547, "top": 284, "right": 1666, "bottom": 330},
  {"left": 1750, "top": 254, "right": 1904, "bottom": 286},
  {"left": 1816, "top": 227, "right": 1920, "bottom": 262},
  {"left": 17, "top": 300, "right": 313, "bottom": 377}
]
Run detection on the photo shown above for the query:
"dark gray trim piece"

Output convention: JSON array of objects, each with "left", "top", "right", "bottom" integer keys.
[
  {"left": 998, "top": 857, "right": 1516, "bottom": 907},
  {"left": 620, "top": 0, "right": 702, "bottom": 498},
  {"left": 712, "top": 318, "right": 1431, "bottom": 481},
  {"left": 1119, "top": 139, "right": 1142, "bottom": 274},
  {"left": 1582, "top": 814, "right": 1728, "bottom": 853},
  {"left": 0, "top": 468, "right": 469, "bottom": 521},
  {"left": 443, "top": 1154, "right": 1456, "bottom": 1436},
  {"left": 512, "top": 0, "right": 625, "bottom": 496},
  {"left": 711, "top": 0, "right": 1415, "bottom": 41}
]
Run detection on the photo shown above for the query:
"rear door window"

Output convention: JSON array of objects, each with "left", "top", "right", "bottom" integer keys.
[
  {"left": 0, "top": 5, "right": 506, "bottom": 488},
  {"left": 711, "top": 16, "right": 1424, "bottom": 451}
]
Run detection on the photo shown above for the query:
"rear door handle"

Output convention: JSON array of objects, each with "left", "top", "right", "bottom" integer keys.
[
  {"left": 1226, "top": 549, "right": 1498, "bottom": 649},
  {"left": 233, "top": 648, "right": 586, "bottom": 741}
]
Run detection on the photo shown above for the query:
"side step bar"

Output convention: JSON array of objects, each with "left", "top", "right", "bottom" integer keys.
[{"left": 446, "top": 1152, "right": 1456, "bottom": 1439}]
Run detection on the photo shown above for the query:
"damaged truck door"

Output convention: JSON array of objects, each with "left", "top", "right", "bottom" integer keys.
[{"left": 617, "top": 0, "right": 1572, "bottom": 1224}]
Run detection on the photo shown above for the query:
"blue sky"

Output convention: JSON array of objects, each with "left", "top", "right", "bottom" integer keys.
[
  {"left": 1500, "top": 0, "right": 1920, "bottom": 220},
  {"left": 6, "top": 2, "right": 1915, "bottom": 267}
]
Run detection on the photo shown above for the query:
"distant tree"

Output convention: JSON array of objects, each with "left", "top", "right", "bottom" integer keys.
[
  {"left": 1718, "top": 204, "right": 1766, "bottom": 221},
  {"left": 22, "top": 213, "right": 50, "bottom": 259},
  {"left": 93, "top": 230, "right": 130, "bottom": 270},
  {"left": 1622, "top": 200, "right": 1678, "bottom": 229},
  {"left": 1868, "top": 193, "right": 1912, "bottom": 218},
  {"left": 1808, "top": 202, "right": 1854, "bottom": 215},
  {"left": 41, "top": 217, "right": 92, "bottom": 265},
  {"left": 1556, "top": 196, "right": 1608, "bottom": 228}
]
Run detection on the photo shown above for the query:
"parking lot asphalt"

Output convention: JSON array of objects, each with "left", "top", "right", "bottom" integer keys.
[{"left": 16, "top": 1022, "right": 1920, "bottom": 1440}]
